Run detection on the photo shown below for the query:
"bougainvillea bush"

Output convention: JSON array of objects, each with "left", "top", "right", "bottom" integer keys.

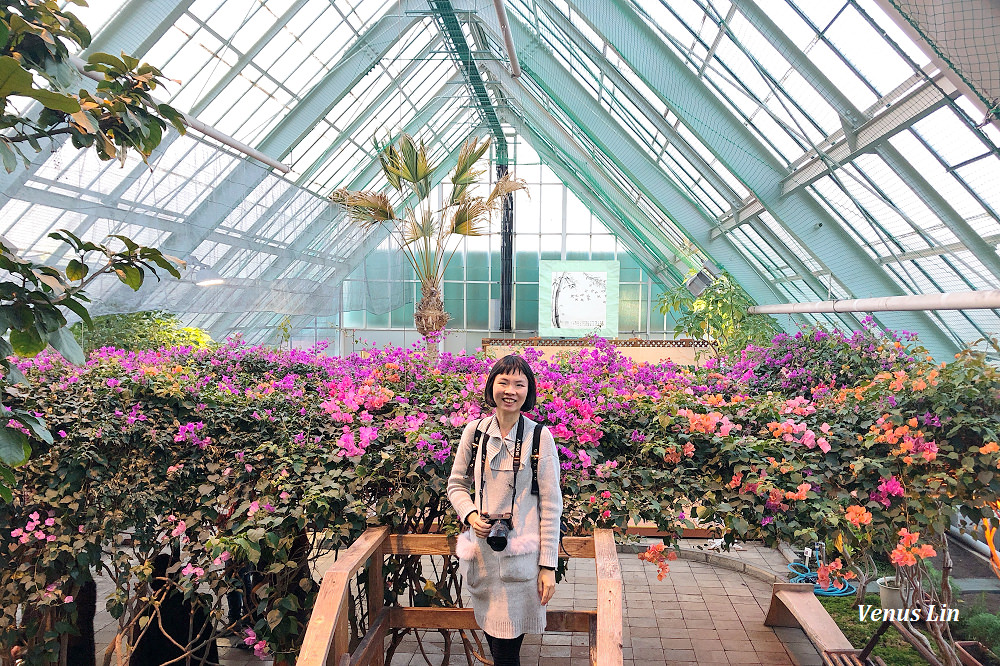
[{"left": 3, "top": 321, "right": 1000, "bottom": 664}]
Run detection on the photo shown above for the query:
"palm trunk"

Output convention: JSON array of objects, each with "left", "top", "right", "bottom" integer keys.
[{"left": 414, "top": 283, "right": 449, "bottom": 365}]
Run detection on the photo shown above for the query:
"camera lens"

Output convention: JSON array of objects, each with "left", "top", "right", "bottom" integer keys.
[{"left": 486, "top": 519, "right": 510, "bottom": 552}]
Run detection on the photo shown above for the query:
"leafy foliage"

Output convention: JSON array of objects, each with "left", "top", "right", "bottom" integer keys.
[
  {"left": 658, "top": 270, "right": 782, "bottom": 359},
  {"left": 70, "top": 310, "right": 212, "bottom": 353},
  {"left": 0, "top": 231, "right": 183, "bottom": 502},
  {"left": 0, "top": 0, "right": 186, "bottom": 170}
]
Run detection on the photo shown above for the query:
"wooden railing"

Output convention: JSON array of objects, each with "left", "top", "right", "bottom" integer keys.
[{"left": 298, "top": 528, "right": 623, "bottom": 666}]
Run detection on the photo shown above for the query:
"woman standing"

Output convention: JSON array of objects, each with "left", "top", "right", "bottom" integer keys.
[{"left": 447, "top": 355, "right": 563, "bottom": 666}]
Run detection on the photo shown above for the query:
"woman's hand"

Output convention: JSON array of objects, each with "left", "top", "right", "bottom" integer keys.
[
  {"left": 538, "top": 568, "right": 556, "bottom": 604},
  {"left": 466, "top": 512, "right": 493, "bottom": 539}
]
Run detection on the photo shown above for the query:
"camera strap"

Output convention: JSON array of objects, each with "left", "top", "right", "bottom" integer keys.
[{"left": 476, "top": 414, "right": 524, "bottom": 517}]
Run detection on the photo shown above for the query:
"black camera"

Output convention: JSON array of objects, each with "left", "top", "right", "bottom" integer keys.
[{"left": 484, "top": 513, "right": 513, "bottom": 552}]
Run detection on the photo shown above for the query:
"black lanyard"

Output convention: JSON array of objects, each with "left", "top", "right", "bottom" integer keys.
[{"left": 477, "top": 414, "right": 524, "bottom": 516}]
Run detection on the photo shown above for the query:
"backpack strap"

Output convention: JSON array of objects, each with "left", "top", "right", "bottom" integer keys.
[{"left": 531, "top": 423, "right": 544, "bottom": 495}]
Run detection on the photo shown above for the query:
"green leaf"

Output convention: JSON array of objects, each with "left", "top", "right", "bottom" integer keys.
[
  {"left": 113, "top": 264, "right": 142, "bottom": 290},
  {"left": 0, "top": 56, "right": 34, "bottom": 98},
  {"left": 23, "top": 89, "right": 81, "bottom": 114},
  {"left": 0, "top": 141, "right": 17, "bottom": 173},
  {"left": 48, "top": 327, "right": 86, "bottom": 365},
  {"left": 10, "top": 327, "right": 47, "bottom": 357},
  {"left": 4, "top": 363, "right": 28, "bottom": 385},
  {"left": 20, "top": 415, "right": 53, "bottom": 445},
  {"left": 61, "top": 297, "right": 92, "bottom": 329},
  {"left": 66, "top": 259, "right": 88, "bottom": 281},
  {"left": 108, "top": 234, "right": 139, "bottom": 253},
  {"left": 85, "top": 52, "right": 128, "bottom": 75},
  {"left": 0, "top": 481, "right": 11, "bottom": 504},
  {"left": 156, "top": 103, "right": 187, "bottom": 135},
  {"left": 0, "top": 427, "right": 30, "bottom": 467}
]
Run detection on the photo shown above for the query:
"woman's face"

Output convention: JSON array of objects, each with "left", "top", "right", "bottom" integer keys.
[{"left": 492, "top": 371, "right": 528, "bottom": 417}]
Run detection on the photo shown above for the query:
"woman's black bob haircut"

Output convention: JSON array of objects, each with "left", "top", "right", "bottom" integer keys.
[{"left": 483, "top": 354, "right": 537, "bottom": 411}]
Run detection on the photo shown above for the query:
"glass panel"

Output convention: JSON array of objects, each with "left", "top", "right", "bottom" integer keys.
[{"left": 467, "top": 283, "right": 490, "bottom": 330}]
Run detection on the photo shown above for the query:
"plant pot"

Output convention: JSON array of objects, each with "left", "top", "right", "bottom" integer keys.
[
  {"left": 876, "top": 576, "right": 909, "bottom": 608},
  {"left": 956, "top": 640, "right": 1000, "bottom": 666}
]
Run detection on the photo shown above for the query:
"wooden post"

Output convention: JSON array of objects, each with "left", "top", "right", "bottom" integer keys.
[
  {"left": 368, "top": 539, "right": 385, "bottom": 666},
  {"left": 331, "top": 592, "right": 350, "bottom": 666},
  {"left": 593, "top": 529, "right": 623, "bottom": 666}
]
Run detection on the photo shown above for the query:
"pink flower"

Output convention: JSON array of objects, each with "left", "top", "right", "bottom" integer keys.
[
  {"left": 248, "top": 501, "right": 259, "bottom": 517},
  {"left": 64, "top": 596, "right": 74, "bottom": 603},
  {"left": 181, "top": 563, "right": 204, "bottom": 578},
  {"left": 600, "top": 510, "right": 611, "bottom": 519},
  {"left": 170, "top": 521, "right": 186, "bottom": 537}
]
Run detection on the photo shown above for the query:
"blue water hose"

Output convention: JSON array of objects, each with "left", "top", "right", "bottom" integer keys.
[{"left": 787, "top": 562, "right": 857, "bottom": 597}]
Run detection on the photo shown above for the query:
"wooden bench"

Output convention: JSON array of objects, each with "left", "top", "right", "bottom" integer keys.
[
  {"left": 765, "top": 582, "right": 886, "bottom": 666},
  {"left": 298, "top": 527, "right": 623, "bottom": 666},
  {"left": 823, "top": 651, "right": 887, "bottom": 666}
]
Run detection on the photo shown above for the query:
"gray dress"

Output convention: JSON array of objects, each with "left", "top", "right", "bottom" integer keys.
[{"left": 447, "top": 416, "right": 563, "bottom": 639}]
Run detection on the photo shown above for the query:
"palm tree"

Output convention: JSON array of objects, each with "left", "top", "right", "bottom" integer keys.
[{"left": 332, "top": 134, "right": 526, "bottom": 362}]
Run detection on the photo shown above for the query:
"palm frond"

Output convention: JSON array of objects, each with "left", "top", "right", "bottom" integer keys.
[
  {"left": 450, "top": 199, "right": 491, "bottom": 236},
  {"left": 375, "top": 136, "right": 403, "bottom": 190},
  {"left": 397, "top": 134, "right": 434, "bottom": 199},
  {"left": 331, "top": 189, "right": 396, "bottom": 229},
  {"left": 485, "top": 173, "right": 529, "bottom": 209},
  {"left": 450, "top": 136, "right": 491, "bottom": 204},
  {"left": 402, "top": 206, "right": 435, "bottom": 245}
]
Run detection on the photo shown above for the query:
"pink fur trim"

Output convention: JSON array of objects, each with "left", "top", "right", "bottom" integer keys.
[
  {"left": 456, "top": 530, "right": 477, "bottom": 560},
  {"left": 503, "top": 532, "right": 540, "bottom": 556}
]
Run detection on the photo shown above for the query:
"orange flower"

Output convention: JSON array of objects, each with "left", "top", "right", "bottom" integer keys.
[
  {"left": 981, "top": 441, "right": 1000, "bottom": 454},
  {"left": 898, "top": 528, "right": 920, "bottom": 547},
  {"left": 845, "top": 505, "right": 872, "bottom": 527}
]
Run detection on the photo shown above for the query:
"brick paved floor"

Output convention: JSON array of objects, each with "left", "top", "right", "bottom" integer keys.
[{"left": 89, "top": 541, "right": 821, "bottom": 665}]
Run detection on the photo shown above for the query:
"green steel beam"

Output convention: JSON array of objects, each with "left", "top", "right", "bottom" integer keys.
[
  {"left": 496, "top": 14, "right": 790, "bottom": 317},
  {"left": 569, "top": 0, "right": 955, "bottom": 357},
  {"left": 731, "top": 0, "right": 1000, "bottom": 285},
  {"left": 157, "top": 5, "right": 426, "bottom": 260},
  {"left": 189, "top": 0, "right": 313, "bottom": 116},
  {"left": 529, "top": 0, "right": 740, "bottom": 212},
  {"left": 481, "top": 62, "right": 688, "bottom": 281},
  {"left": 256, "top": 8, "right": 424, "bottom": 160},
  {"left": 428, "top": 0, "right": 506, "bottom": 155},
  {"left": 494, "top": 0, "right": 841, "bottom": 318},
  {"left": 84, "top": 0, "right": 195, "bottom": 58}
]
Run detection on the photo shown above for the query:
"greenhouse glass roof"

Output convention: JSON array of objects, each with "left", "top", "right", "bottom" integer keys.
[{"left": 3, "top": 0, "right": 998, "bottom": 358}]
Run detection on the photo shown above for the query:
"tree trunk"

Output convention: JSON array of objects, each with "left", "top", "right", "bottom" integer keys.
[{"left": 414, "top": 283, "right": 449, "bottom": 365}]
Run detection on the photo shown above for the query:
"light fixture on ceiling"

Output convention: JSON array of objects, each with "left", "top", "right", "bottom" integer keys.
[{"left": 187, "top": 261, "right": 225, "bottom": 287}]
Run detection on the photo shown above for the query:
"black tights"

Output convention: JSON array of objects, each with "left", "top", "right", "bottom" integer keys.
[{"left": 484, "top": 632, "right": 524, "bottom": 666}]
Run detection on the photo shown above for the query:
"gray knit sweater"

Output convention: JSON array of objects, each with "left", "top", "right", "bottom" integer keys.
[{"left": 447, "top": 415, "right": 563, "bottom": 638}]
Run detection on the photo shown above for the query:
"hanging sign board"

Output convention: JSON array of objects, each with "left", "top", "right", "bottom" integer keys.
[{"left": 538, "top": 260, "right": 619, "bottom": 338}]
